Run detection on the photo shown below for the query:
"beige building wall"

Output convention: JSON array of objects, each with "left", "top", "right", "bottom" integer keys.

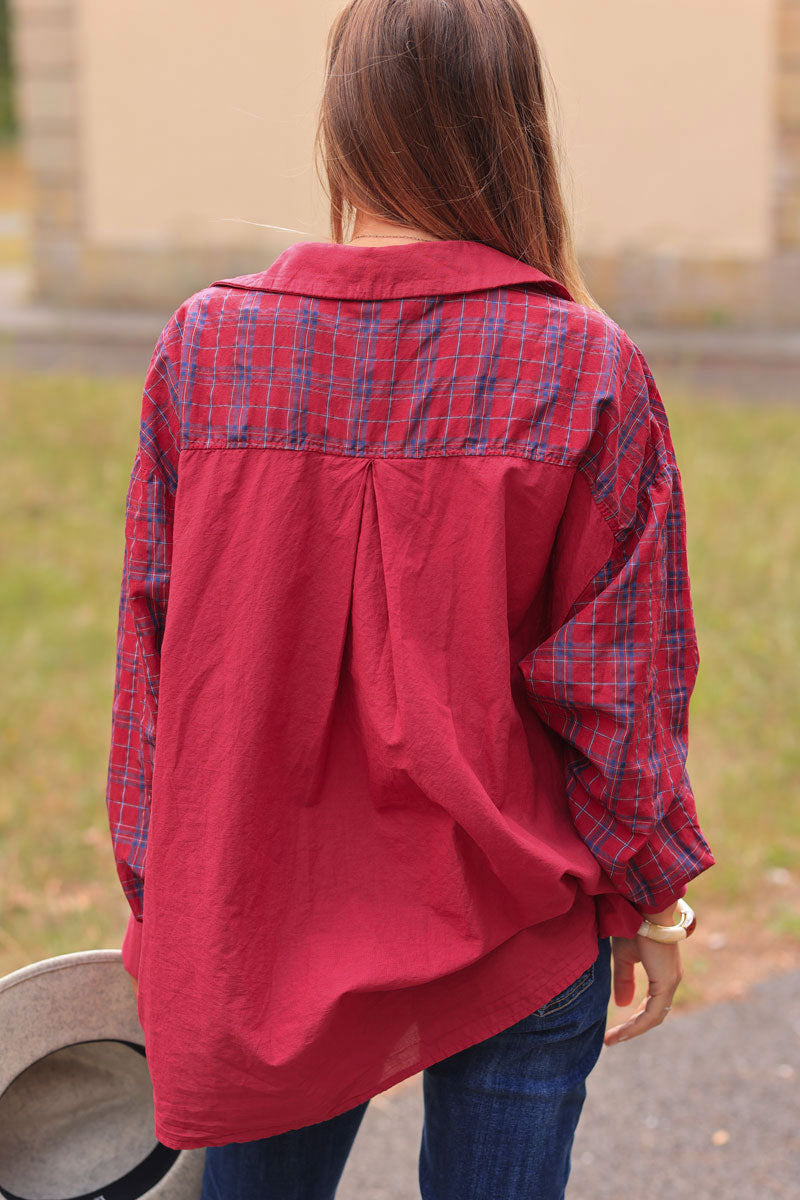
[
  {"left": 10, "top": 0, "right": 797, "bottom": 323},
  {"left": 77, "top": 0, "right": 328, "bottom": 255},
  {"left": 77, "top": 0, "right": 773, "bottom": 260},
  {"left": 533, "top": 0, "right": 773, "bottom": 261}
]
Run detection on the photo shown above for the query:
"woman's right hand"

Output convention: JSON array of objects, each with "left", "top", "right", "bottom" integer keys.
[{"left": 603, "top": 928, "right": 684, "bottom": 1046}]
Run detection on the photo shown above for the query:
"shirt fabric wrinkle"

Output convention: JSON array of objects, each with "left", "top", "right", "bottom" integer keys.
[{"left": 106, "top": 236, "right": 715, "bottom": 1148}]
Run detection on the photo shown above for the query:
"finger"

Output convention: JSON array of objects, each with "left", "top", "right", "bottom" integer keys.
[
  {"left": 604, "top": 988, "right": 676, "bottom": 1045},
  {"left": 604, "top": 995, "right": 649, "bottom": 1044},
  {"left": 611, "top": 958, "right": 637, "bottom": 1009}
]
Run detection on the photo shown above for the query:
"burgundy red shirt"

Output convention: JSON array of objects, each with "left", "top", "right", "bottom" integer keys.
[{"left": 106, "top": 237, "right": 715, "bottom": 1148}]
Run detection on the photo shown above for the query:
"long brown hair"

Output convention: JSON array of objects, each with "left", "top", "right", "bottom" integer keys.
[{"left": 314, "top": 0, "right": 603, "bottom": 311}]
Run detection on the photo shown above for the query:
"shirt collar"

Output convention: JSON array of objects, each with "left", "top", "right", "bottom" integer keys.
[{"left": 209, "top": 238, "right": 573, "bottom": 303}]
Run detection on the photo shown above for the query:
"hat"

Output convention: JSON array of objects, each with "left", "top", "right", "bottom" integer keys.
[{"left": 0, "top": 948, "right": 206, "bottom": 1199}]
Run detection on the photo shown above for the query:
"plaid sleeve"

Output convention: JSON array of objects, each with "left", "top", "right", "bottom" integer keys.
[
  {"left": 105, "top": 316, "right": 182, "bottom": 922},
  {"left": 519, "top": 338, "right": 716, "bottom": 915}
]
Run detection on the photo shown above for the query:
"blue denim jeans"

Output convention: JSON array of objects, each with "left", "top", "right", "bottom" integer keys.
[{"left": 200, "top": 935, "right": 611, "bottom": 1200}]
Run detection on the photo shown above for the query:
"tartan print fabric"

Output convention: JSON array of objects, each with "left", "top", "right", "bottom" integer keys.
[
  {"left": 106, "top": 330, "right": 179, "bottom": 917},
  {"left": 520, "top": 343, "right": 709, "bottom": 908},
  {"left": 105, "top": 237, "right": 715, "bottom": 924}
]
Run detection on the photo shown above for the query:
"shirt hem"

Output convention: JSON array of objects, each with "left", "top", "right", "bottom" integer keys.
[{"left": 152, "top": 912, "right": 604, "bottom": 1149}]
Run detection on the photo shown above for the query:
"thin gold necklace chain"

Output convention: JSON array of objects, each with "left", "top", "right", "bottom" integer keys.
[{"left": 348, "top": 233, "right": 440, "bottom": 242}]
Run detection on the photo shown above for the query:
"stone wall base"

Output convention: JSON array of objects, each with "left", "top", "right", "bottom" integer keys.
[
  {"left": 31, "top": 240, "right": 800, "bottom": 334},
  {"left": 582, "top": 251, "right": 800, "bottom": 331}
]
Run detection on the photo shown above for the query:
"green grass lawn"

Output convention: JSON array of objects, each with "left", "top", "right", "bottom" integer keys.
[
  {"left": 1, "top": 368, "right": 798, "bottom": 982},
  {"left": 668, "top": 395, "right": 800, "bottom": 909},
  {"left": 0, "top": 371, "right": 141, "bottom": 967}
]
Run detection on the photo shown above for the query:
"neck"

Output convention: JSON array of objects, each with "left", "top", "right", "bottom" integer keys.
[{"left": 348, "top": 212, "right": 440, "bottom": 245}]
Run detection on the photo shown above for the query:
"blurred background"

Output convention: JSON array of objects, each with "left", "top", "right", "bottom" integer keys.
[{"left": 0, "top": 0, "right": 798, "bottom": 1026}]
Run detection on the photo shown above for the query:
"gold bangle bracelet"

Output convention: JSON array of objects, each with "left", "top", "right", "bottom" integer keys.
[{"left": 636, "top": 898, "right": 697, "bottom": 943}]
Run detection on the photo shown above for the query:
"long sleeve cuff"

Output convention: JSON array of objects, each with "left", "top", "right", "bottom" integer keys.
[
  {"left": 636, "top": 882, "right": 688, "bottom": 916},
  {"left": 619, "top": 787, "right": 716, "bottom": 912}
]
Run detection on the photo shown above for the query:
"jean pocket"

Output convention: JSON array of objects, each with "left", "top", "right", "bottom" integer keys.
[{"left": 532, "top": 960, "right": 596, "bottom": 1018}]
